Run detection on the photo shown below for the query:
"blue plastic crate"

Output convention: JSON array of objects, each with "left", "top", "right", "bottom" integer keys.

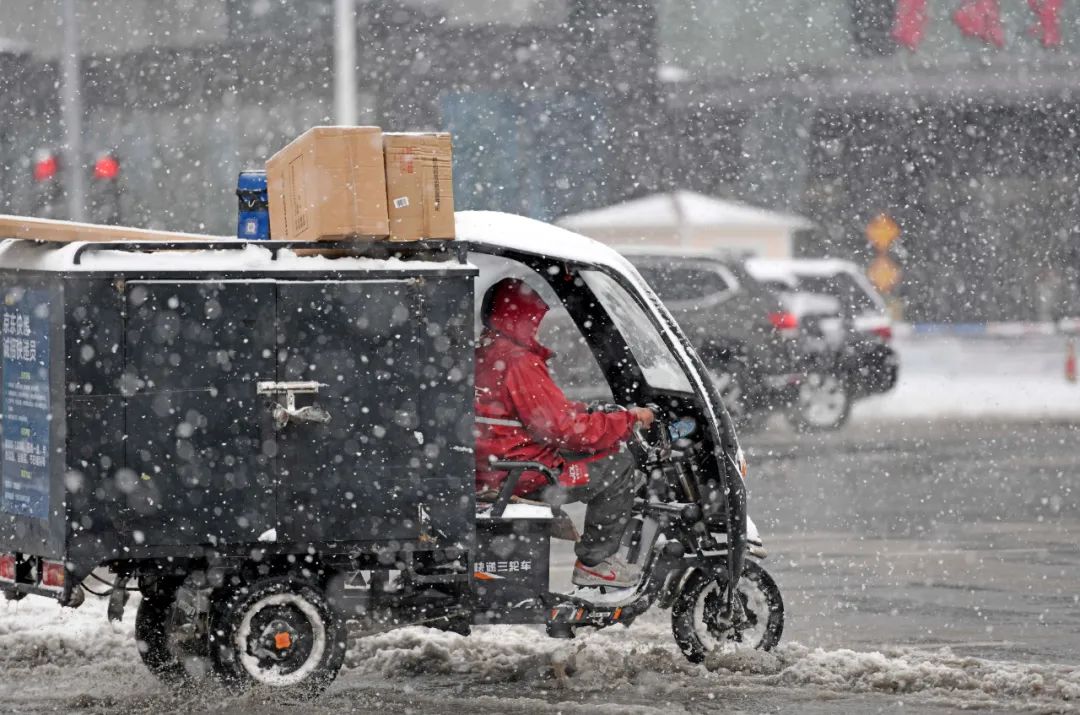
[{"left": 236, "top": 170, "right": 270, "bottom": 240}]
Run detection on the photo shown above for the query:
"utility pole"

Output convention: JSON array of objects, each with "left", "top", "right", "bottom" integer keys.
[
  {"left": 59, "top": 0, "right": 85, "bottom": 221},
  {"left": 333, "top": 0, "right": 357, "bottom": 126}
]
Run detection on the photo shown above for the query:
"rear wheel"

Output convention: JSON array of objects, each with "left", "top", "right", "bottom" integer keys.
[
  {"left": 671, "top": 560, "right": 784, "bottom": 663},
  {"left": 788, "top": 372, "right": 851, "bottom": 431},
  {"left": 209, "top": 576, "right": 346, "bottom": 699},
  {"left": 135, "top": 587, "right": 189, "bottom": 685}
]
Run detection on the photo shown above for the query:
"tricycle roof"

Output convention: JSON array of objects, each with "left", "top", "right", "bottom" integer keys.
[
  {"left": 456, "top": 211, "right": 653, "bottom": 291},
  {"left": 0, "top": 211, "right": 645, "bottom": 283}
]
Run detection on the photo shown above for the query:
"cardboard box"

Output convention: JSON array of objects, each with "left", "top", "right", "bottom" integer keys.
[
  {"left": 267, "top": 126, "right": 389, "bottom": 242},
  {"left": 0, "top": 214, "right": 216, "bottom": 243},
  {"left": 383, "top": 133, "right": 455, "bottom": 241}
]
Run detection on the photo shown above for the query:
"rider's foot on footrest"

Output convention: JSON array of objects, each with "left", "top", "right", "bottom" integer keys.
[{"left": 572, "top": 554, "right": 641, "bottom": 588}]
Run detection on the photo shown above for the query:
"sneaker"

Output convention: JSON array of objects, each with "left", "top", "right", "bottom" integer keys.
[{"left": 572, "top": 554, "right": 642, "bottom": 588}]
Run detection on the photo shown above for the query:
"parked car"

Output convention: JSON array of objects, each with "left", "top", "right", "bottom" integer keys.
[
  {"left": 624, "top": 250, "right": 805, "bottom": 431},
  {"left": 746, "top": 258, "right": 893, "bottom": 338},
  {"left": 746, "top": 258, "right": 899, "bottom": 430}
]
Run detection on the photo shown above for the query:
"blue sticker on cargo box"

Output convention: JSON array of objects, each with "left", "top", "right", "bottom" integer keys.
[{"left": 1, "top": 288, "right": 51, "bottom": 519}]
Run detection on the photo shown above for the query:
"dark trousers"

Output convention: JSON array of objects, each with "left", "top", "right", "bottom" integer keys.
[{"left": 528, "top": 451, "right": 638, "bottom": 566}]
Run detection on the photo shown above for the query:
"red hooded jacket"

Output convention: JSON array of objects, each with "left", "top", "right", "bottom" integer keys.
[{"left": 474, "top": 278, "right": 636, "bottom": 496}]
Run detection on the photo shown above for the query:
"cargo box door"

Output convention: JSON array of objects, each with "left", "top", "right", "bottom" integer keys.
[
  {"left": 123, "top": 281, "right": 276, "bottom": 546},
  {"left": 275, "top": 280, "right": 425, "bottom": 544}
]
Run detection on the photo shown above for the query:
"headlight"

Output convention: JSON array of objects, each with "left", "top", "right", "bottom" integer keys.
[{"left": 736, "top": 447, "right": 748, "bottom": 480}]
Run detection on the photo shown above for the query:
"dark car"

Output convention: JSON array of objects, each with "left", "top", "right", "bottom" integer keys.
[
  {"left": 625, "top": 251, "right": 805, "bottom": 430},
  {"left": 747, "top": 258, "right": 899, "bottom": 430}
]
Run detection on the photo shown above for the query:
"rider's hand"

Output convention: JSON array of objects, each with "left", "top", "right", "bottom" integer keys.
[{"left": 630, "top": 407, "right": 656, "bottom": 427}]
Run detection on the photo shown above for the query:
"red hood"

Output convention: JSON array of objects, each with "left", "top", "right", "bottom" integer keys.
[{"left": 483, "top": 278, "right": 552, "bottom": 359}]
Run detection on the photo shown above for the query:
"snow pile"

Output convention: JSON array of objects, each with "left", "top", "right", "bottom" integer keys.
[
  {"left": 855, "top": 334, "right": 1080, "bottom": 421},
  {"left": 345, "top": 621, "right": 1080, "bottom": 710},
  {"left": 349, "top": 625, "right": 685, "bottom": 683},
  {"left": 0, "top": 594, "right": 135, "bottom": 670},
  {"left": 0, "top": 593, "right": 162, "bottom": 709},
  {"left": 346, "top": 620, "right": 697, "bottom": 691},
  {"left": 753, "top": 644, "right": 1080, "bottom": 703}
]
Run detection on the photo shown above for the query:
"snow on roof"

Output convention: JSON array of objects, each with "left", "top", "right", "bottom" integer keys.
[
  {"left": 456, "top": 210, "right": 643, "bottom": 277},
  {"left": 0, "top": 239, "right": 470, "bottom": 273},
  {"left": 557, "top": 191, "right": 816, "bottom": 231},
  {"left": 0, "top": 211, "right": 640, "bottom": 278}
]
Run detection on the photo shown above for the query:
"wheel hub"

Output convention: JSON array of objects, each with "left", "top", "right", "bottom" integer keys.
[
  {"left": 702, "top": 583, "right": 759, "bottom": 645},
  {"left": 246, "top": 607, "right": 313, "bottom": 672},
  {"left": 256, "top": 618, "right": 299, "bottom": 662}
]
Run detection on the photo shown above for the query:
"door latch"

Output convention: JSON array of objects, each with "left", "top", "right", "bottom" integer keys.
[{"left": 257, "top": 380, "right": 332, "bottom": 428}]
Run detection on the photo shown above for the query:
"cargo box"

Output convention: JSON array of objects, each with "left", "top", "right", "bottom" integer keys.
[
  {"left": 0, "top": 240, "right": 476, "bottom": 596},
  {"left": 383, "top": 132, "right": 455, "bottom": 242},
  {"left": 267, "top": 126, "right": 390, "bottom": 242}
]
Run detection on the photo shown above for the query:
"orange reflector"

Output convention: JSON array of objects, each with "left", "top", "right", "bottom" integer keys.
[
  {"left": 274, "top": 632, "right": 292, "bottom": 650},
  {"left": 473, "top": 571, "right": 495, "bottom": 581},
  {"left": 613, "top": 607, "right": 622, "bottom": 620},
  {"left": 574, "top": 608, "right": 584, "bottom": 621},
  {"left": 550, "top": 609, "right": 559, "bottom": 620}
]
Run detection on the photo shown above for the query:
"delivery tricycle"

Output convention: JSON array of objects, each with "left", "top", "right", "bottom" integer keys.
[{"left": 0, "top": 210, "right": 782, "bottom": 697}]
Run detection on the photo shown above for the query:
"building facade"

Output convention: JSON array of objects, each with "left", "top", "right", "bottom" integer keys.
[
  {"left": 1, "top": 0, "right": 1076, "bottom": 320},
  {"left": 658, "top": 0, "right": 1080, "bottom": 322}
]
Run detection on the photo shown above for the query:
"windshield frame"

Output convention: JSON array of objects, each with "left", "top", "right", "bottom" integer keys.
[{"left": 578, "top": 268, "right": 694, "bottom": 394}]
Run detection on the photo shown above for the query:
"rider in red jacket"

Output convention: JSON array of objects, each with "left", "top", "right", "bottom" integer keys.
[{"left": 475, "top": 277, "right": 654, "bottom": 587}]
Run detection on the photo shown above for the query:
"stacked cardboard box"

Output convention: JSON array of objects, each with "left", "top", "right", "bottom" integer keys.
[
  {"left": 267, "top": 126, "right": 455, "bottom": 243},
  {"left": 0, "top": 126, "right": 456, "bottom": 246},
  {"left": 383, "top": 132, "right": 455, "bottom": 242}
]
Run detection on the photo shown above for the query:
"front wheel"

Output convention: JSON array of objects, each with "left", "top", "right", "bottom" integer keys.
[
  {"left": 671, "top": 560, "right": 784, "bottom": 663},
  {"left": 209, "top": 576, "right": 347, "bottom": 699}
]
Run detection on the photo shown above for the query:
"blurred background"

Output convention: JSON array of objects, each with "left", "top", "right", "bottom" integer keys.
[
  {"left": 3, "top": 0, "right": 1080, "bottom": 323},
  {"left": 3, "top": 5, "right": 1080, "bottom": 712}
]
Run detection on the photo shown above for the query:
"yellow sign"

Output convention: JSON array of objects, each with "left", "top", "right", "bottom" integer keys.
[
  {"left": 867, "top": 255, "right": 902, "bottom": 294},
  {"left": 866, "top": 214, "right": 900, "bottom": 253}
]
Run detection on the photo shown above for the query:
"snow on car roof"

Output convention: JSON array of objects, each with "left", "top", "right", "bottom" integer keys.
[{"left": 745, "top": 257, "right": 861, "bottom": 280}]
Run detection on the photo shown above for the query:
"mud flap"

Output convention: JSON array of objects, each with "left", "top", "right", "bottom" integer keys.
[
  {"left": 107, "top": 576, "right": 130, "bottom": 622},
  {"left": 657, "top": 568, "right": 691, "bottom": 610}
]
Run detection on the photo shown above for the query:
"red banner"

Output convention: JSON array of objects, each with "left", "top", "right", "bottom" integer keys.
[
  {"left": 1028, "top": 0, "right": 1064, "bottom": 47},
  {"left": 953, "top": 0, "right": 1005, "bottom": 47},
  {"left": 892, "top": 0, "right": 929, "bottom": 50}
]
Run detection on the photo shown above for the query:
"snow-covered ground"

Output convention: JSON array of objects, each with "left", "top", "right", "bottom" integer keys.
[{"left": 855, "top": 333, "right": 1080, "bottom": 421}]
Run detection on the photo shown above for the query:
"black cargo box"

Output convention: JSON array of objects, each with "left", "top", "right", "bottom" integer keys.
[{"left": 0, "top": 240, "right": 477, "bottom": 587}]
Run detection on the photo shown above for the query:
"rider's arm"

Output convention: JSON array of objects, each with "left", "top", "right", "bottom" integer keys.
[{"left": 504, "top": 357, "right": 637, "bottom": 453}]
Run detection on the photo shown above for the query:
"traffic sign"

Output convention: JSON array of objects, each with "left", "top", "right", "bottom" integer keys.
[
  {"left": 866, "top": 214, "right": 900, "bottom": 253},
  {"left": 867, "top": 254, "right": 902, "bottom": 294}
]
